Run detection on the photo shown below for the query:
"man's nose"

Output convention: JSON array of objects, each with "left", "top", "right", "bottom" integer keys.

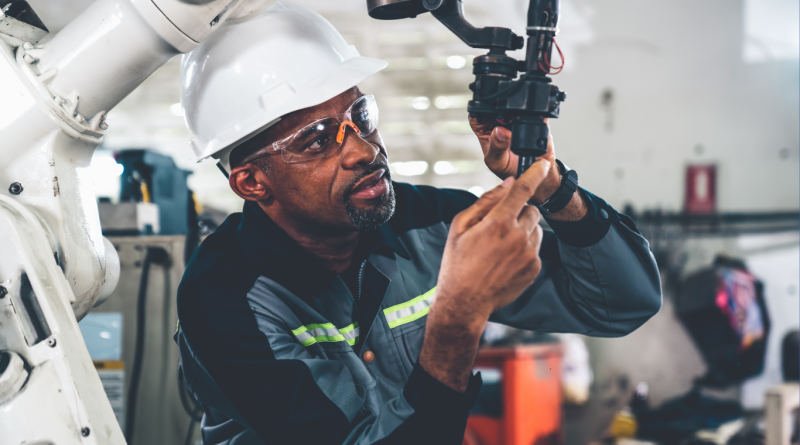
[{"left": 340, "top": 130, "right": 379, "bottom": 169}]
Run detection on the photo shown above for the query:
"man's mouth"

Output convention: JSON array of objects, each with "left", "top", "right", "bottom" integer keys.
[{"left": 349, "top": 168, "right": 389, "bottom": 200}]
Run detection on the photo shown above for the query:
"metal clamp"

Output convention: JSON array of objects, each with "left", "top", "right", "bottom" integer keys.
[
  {"left": 15, "top": 44, "right": 107, "bottom": 143},
  {"left": 526, "top": 26, "right": 559, "bottom": 34}
]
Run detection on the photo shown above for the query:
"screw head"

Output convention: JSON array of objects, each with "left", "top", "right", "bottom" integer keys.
[
  {"left": 8, "top": 183, "right": 23, "bottom": 195},
  {"left": 81, "top": 427, "right": 90, "bottom": 437},
  {"left": 0, "top": 287, "right": 6, "bottom": 299},
  {"left": 46, "top": 338, "right": 57, "bottom": 348}
]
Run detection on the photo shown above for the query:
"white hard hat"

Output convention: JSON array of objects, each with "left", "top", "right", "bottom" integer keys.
[{"left": 180, "top": 2, "right": 388, "bottom": 172}]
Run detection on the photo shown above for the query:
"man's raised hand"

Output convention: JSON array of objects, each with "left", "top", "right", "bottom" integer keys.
[
  {"left": 436, "top": 159, "right": 550, "bottom": 321},
  {"left": 419, "top": 159, "right": 550, "bottom": 392},
  {"left": 469, "top": 117, "right": 561, "bottom": 204}
]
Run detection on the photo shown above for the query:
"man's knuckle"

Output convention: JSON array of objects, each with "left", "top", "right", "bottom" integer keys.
[
  {"left": 487, "top": 217, "right": 511, "bottom": 234},
  {"left": 516, "top": 182, "right": 535, "bottom": 196},
  {"left": 510, "top": 229, "right": 528, "bottom": 245}
]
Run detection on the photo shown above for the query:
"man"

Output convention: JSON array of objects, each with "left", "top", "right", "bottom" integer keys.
[{"left": 175, "top": 3, "right": 661, "bottom": 444}]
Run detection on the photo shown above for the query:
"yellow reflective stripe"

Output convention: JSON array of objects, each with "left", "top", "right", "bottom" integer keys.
[
  {"left": 383, "top": 287, "right": 437, "bottom": 329},
  {"left": 387, "top": 306, "right": 430, "bottom": 329},
  {"left": 291, "top": 322, "right": 336, "bottom": 335},
  {"left": 339, "top": 323, "right": 358, "bottom": 335},
  {"left": 292, "top": 322, "right": 359, "bottom": 347}
]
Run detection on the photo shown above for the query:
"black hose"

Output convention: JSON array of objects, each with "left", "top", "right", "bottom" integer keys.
[
  {"left": 178, "top": 368, "right": 203, "bottom": 445},
  {"left": 178, "top": 374, "right": 203, "bottom": 422},
  {"left": 125, "top": 246, "right": 169, "bottom": 444},
  {"left": 184, "top": 190, "right": 200, "bottom": 265},
  {"left": 182, "top": 397, "right": 203, "bottom": 445},
  {"left": 183, "top": 416, "right": 198, "bottom": 445}
]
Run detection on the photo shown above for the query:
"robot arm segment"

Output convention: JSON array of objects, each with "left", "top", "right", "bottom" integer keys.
[{"left": 0, "top": 0, "right": 269, "bottom": 443}]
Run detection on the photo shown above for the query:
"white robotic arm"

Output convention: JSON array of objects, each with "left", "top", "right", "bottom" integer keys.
[{"left": 0, "top": 0, "right": 269, "bottom": 443}]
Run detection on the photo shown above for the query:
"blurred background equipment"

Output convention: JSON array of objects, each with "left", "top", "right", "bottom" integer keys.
[
  {"left": 116, "top": 150, "right": 192, "bottom": 235},
  {"left": 89, "top": 146, "right": 204, "bottom": 443},
  {"left": 466, "top": 343, "right": 564, "bottom": 445},
  {"left": 81, "top": 237, "right": 200, "bottom": 445},
  {"left": 677, "top": 256, "right": 770, "bottom": 387}
]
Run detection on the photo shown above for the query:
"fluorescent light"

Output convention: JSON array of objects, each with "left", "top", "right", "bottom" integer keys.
[
  {"left": 434, "top": 94, "right": 471, "bottom": 109},
  {"left": 434, "top": 161, "right": 457, "bottom": 175},
  {"left": 433, "top": 120, "right": 472, "bottom": 134},
  {"left": 170, "top": 103, "right": 184, "bottom": 117},
  {"left": 446, "top": 55, "right": 467, "bottom": 69},
  {"left": 382, "top": 122, "right": 427, "bottom": 135},
  {"left": 391, "top": 161, "right": 428, "bottom": 176},
  {"left": 411, "top": 96, "right": 430, "bottom": 110},
  {"left": 468, "top": 186, "right": 484, "bottom": 196}
]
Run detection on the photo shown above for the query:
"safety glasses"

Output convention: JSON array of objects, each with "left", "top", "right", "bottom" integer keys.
[{"left": 241, "top": 94, "right": 379, "bottom": 164}]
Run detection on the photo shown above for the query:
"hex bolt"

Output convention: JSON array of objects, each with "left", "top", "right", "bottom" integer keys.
[
  {"left": 0, "top": 286, "right": 6, "bottom": 299},
  {"left": 8, "top": 183, "right": 23, "bottom": 195},
  {"left": 81, "top": 427, "right": 90, "bottom": 437},
  {"left": 46, "top": 338, "right": 57, "bottom": 348}
]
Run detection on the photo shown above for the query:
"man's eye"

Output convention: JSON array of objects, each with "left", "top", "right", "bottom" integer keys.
[
  {"left": 305, "top": 136, "right": 330, "bottom": 153},
  {"left": 354, "top": 111, "right": 370, "bottom": 127}
]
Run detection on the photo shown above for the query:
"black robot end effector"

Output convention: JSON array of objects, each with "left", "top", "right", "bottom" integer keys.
[
  {"left": 366, "top": 0, "right": 567, "bottom": 177},
  {"left": 367, "top": 0, "right": 524, "bottom": 50}
]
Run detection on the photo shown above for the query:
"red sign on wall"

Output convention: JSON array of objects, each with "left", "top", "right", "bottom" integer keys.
[{"left": 685, "top": 164, "right": 717, "bottom": 214}]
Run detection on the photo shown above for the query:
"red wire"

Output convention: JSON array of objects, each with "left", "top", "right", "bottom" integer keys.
[{"left": 539, "top": 37, "right": 565, "bottom": 75}]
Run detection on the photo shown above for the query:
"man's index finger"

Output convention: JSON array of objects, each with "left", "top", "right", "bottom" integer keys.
[{"left": 492, "top": 160, "right": 551, "bottom": 218}]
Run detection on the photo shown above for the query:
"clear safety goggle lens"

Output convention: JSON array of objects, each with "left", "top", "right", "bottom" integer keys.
[{"left": 278, "top": 94, "right": 379, "bottom": 163}]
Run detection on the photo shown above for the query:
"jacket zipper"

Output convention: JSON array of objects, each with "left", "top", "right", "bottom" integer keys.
[
  {"left": 337, "top": 260, "right": 367, "bottom": 307},
  {"left": 356, "top": 260, "right": 366, "bottom": 306}
]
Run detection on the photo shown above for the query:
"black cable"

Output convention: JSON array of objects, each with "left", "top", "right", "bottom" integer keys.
[
  {"left": 184, "top": 190, "right": 200, "bottom": 265},
  {"left": 125, "top": 246, "right": 169, "bottom": 444},
  {"left": 178, "top": 374, "right": 203, "bottom": 422},
  {"left": 179, "top": 379, "right": 203, "bottom": 445},
  {"left": 178, "top": 352, "right": 203, "bottom": 445}
]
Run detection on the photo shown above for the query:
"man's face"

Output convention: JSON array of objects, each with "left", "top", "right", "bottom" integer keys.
[{"left": 255, "top": 88, "right": 395, "bottom": 232}]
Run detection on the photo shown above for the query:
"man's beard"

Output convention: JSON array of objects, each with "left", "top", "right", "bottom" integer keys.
[{"left": 343, "top": 163, "right": 396, "bottom": 231}]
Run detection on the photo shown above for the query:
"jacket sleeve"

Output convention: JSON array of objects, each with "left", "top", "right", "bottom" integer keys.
[
  {"left": 489, "top": 189, "right": 663, "bottom": 337},
  {"left": 178, "top": 274, "right": 481, "bottom": 445}
]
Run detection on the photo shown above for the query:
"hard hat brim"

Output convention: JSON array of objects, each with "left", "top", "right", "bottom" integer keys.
[{"left": 192, "top": 55, "right": 388, "bottom": 163}]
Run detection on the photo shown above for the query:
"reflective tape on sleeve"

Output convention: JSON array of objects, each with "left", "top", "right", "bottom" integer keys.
[
  {"left": 340, "top": 323, "right": 360, "bottom": 346},
  {"left": 383, "top": 287, "right": 436, "bottom": 329},
  {"left": 292, "top": 322, "right": 359, "bottom": 347}
]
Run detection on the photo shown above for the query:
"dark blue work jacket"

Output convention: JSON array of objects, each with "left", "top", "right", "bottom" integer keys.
[{"left": 175, "top": 182, "right": 662, "bottom": 444}]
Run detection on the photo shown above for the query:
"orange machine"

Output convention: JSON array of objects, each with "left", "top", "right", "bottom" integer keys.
[{"left": 464, "top": 343, "right": 563, "bottom": 445}]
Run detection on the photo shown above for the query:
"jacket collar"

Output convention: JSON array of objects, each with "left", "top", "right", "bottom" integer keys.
[{"left": 234, "top": 201, "right": 409, "bottom": 297}]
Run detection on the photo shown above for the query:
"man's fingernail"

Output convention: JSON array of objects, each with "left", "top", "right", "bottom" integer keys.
[
  {"left": 541, "top": 160, "right": 551, "bottom": 172},
  {"left": 501, "top": 177, "right": 514, "bottom": 188},
  {"left": 495, "top": 128, "right": 508, "bottom": 142}
]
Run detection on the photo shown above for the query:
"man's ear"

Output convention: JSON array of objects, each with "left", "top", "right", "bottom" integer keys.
[{"left": 229, "top": 163, "right": 272, "bottom": 202}]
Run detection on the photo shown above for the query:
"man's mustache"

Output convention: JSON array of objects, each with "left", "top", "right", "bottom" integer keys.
[{"left": 344, "top": 160, "right": 392, "bottom": 197}]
